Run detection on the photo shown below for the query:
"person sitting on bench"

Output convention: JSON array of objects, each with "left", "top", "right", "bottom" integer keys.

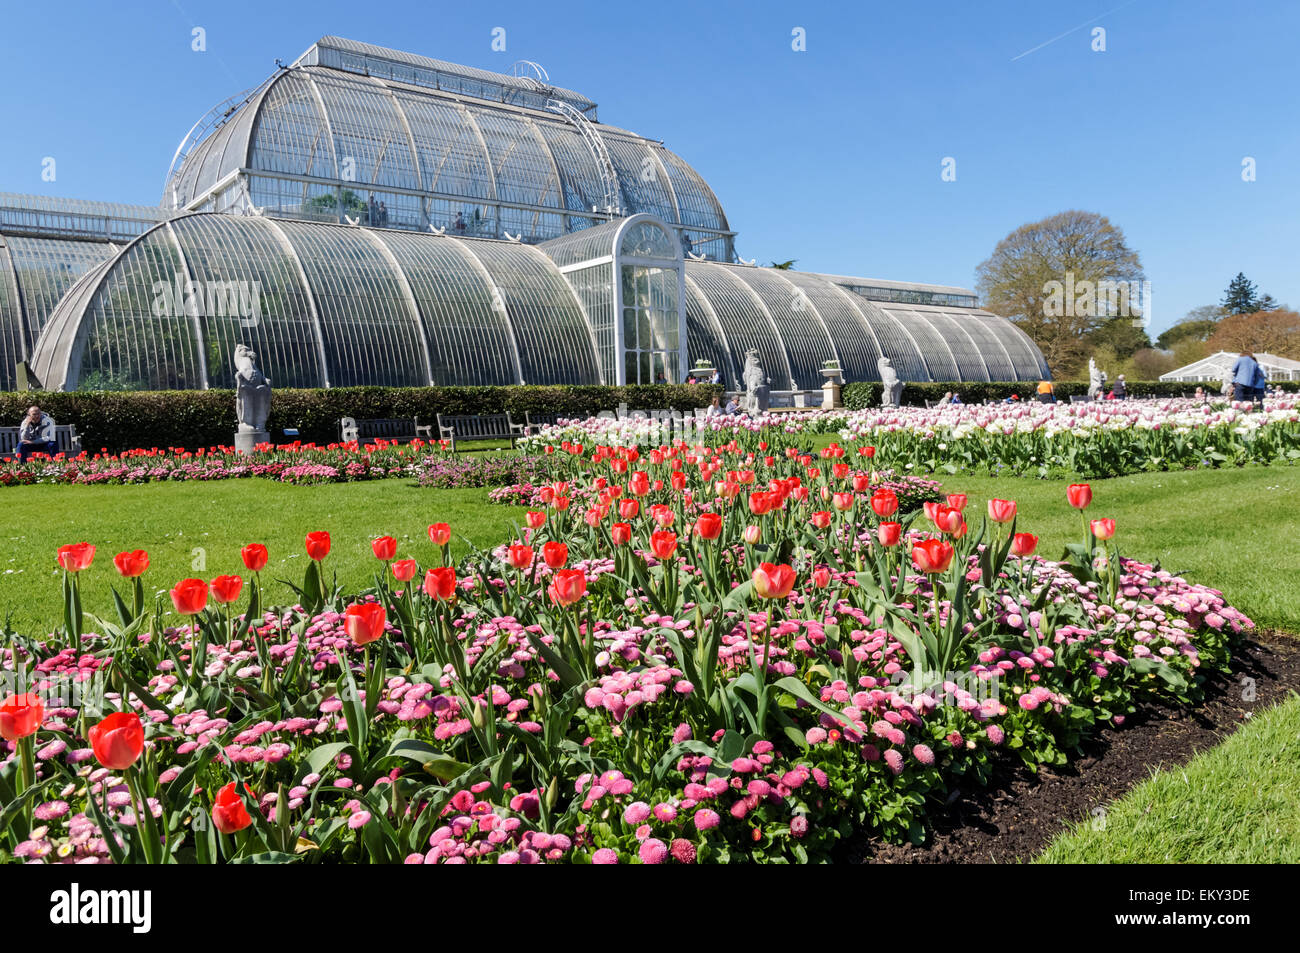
[{"left": 17, "top": 404, "right": 57, "bottom": 461}]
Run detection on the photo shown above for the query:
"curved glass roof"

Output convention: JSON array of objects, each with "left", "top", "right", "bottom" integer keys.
[
  {"left": 164, "top": 58, "right": 731, "bottom": 242},
  {"left": 29, "top": 212, "right": 1050, "bottom": 393},
  {"left": 30, "top": 213, "right": 600, "bottom": 392},
  {"left": 0, "top": 232, "right": 122, "bottom": 390},
  {"left": 683, "top": 261, "right": 1049, "bottom": 390}
]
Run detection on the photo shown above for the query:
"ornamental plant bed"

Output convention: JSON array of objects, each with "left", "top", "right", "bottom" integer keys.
[
  {"left": 852, "top": 632, "right": 1300, "bottom": 863},
  {"left": 0, "top": 435, "right": 1256, "bottom": 865}
]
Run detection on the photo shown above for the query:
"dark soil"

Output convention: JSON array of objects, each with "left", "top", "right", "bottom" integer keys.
[{"left": 847, "top": 632, "right": 1300, "bottom": 863}]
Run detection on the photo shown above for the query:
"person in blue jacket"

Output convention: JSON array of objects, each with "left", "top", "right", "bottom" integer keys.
[{"left": 1231, "top": 352, "right": 1261, "bottom": 403}]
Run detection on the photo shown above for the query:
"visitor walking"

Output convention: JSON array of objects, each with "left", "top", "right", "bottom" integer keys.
[
  {"left": 1250, "top": 360, "right": 1267, "bottom": 408},
  {"left": 16, "top": 404, "right": 57, "bottom": 461},
  {"left": 1231, "top": 351, "right": 1262, "bottom": 402}
]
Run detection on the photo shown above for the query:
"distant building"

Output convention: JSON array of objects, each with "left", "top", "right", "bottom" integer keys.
[{"left": 1159, "top": 351, "right": 1300, "bottom": 383}]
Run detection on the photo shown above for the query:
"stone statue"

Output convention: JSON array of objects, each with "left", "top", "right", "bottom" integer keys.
[
  {"left": 233, "top": 344, "right": 271, "bottom": 452},
  {"left": 878, "top": 356, "right": 902, "bottom": 407},
  {"left": 1087, "top": 357, "right": 1106, "bottom": 400},
  {"left": 742, "top": 349, "right": 770, "bottom": 414}
]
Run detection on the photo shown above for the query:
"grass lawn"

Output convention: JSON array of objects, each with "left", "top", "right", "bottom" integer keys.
[
  {"left": 924, "top": 466, "right": 1300, "bottom": 634},
  {"left": 1036, "top": 693, "right": 1300, "bottom": 863},
  {"left": 0, "top": 480, "right": 524, "bottom": 635}
]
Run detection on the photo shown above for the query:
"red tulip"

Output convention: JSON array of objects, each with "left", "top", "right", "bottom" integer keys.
[
  {"left": 610, "top": 523, "right": 632, "bottom": 546},
  {"left": 877, "top": 522, "right": 902, "bottom": 547},
  {"left": 392, "top": 559, "right": 418, "bottom": 582},
  {"left": 629, "top": 472, "right": 650, "bottom": 497},
  {"left": 812, "top": 566, "right": 831, "bottom": 588},
  {"left": 372, "top": 536, "right": 397, "bottom": 560},
  {"left": 211, "top": 781, "right": 255, "bottom": 835},
  {"left": 507, "top": 545, "right": 534, "bottom": 570},
  {"left": 858, "top": 446, "right": 876, "bottom": 458},
  {"left": 113, "top": 549, "right": 150, "bottom": 578},
  {"left": 0, "top": 693, "right": 44, "bottom": 741},
  {"left": 344, "top": 602, "right": 386, "bottom": 646},
  {"left": 427, "top": 523, "right": 451, "bottom": 547},
  {"left": 1090, "top": 518, "right": 1116, "bottom": 540},
  {"left": 424, "top": 568, "right": 457, "bottom": 601},
  {"left": 832, "top": 462, "right": 850, "bottom": 481},
  {"left": 870, "top": 489, "right": 898, "bottom": 518},
  {"left": 988, "top": 499, "right": 1017, "bottom": 524},
  {"left": 1067, "top": 484, "right": 1093, "bottom": 510},
  {"left": 210, "top": 574, "right": 244, "bottom": 605},
  {"left": 832, "top": 491, "right": 855, "bottom": 512},
  {"left": 946, "top": 494, "right": 967, "bottom": 512},
  {"left": 1010, "top": 533, "right": 1039, "bottom": 557},
  {"left": 56, "top": 543, "right": 95, "bottom": 573},
  {"left": 241, "top": 543, "right": 268, "bottom": 572},
  {"left": 810, "top": 510, "right": 832, "bottom": 529},
  {"left": 752, "top": 563, "right": 797, "bottom": 600},
  {"left": 650, "top": 531, "right": 678, "bottom": 560},
  {"left": 650, "top": 503, "right": 674, "bottom": 527},
  {"left": 851, "top": 473, "right": 871, "bottom": 493},
  {"left": 618, "top": 499, "right": 640, "bottom": 520},
  {"left": 88, "top": 711, "right": 145, "bottom": 770},
  {"left": 525, "top": 511, "right": 546, "bottom": 530},
  {"left": 912, "top": 539, "right": 955, "bottom": 575},
  {"left": 548, "top": 569, "right": 587, "bottom": 607},
  {"left": 670, "top": 471, "right": 687, "bottom": 492},
  {"left": 932, "top": 506, "right": 965, "bottom": 536},
  {"left": 305, "top": 531, "right": 331, "bottom": 561},
  {"left": 694, "top": 513, "right": 722, "bottom": 541},
  {"left": 748, "top": 492, "right": 774, "bottom": 516},
  {"left": 170, "top": 578, "right": 209, "bottom": 615},
  {"left": 543, "top": 541, "right": 568, "bottom": 569}
]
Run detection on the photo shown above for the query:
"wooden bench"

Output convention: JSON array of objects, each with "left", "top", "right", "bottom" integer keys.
[
  {"left": 0, "top": 424, "right": 82, "bottom": 459},
  {"left": 338, "top": 416, "right": 432, "bottom": 446},
  {"left": 523, "top": 411, "right": 568, "bottom": 433},
  {"left": 435, "top": 412, "right": 526, "bottom": 452}
]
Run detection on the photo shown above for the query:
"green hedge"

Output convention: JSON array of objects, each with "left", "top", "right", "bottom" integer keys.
[
  {"left": 0, "top": 384, "right": 722, "bottom": 454},
  {"left": 841, "top": 379, "right": 1299, "bottom": 410}
]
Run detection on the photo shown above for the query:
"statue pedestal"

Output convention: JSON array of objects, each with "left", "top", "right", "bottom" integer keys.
[
  {"left": 819, "top": 368, "right": 844, "bottom": 409},
  {"left": 234, "top": 429, "right": 270, "bottom": 455}
]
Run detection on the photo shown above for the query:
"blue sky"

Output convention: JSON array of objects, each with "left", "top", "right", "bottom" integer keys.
[{"left": 2, "top": 0, "right": 1296, "bottom": 334}]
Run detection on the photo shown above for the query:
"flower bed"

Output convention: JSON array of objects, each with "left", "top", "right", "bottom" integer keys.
[{"left": 0, "top": 433, "right": 1252, "bottom": 864}]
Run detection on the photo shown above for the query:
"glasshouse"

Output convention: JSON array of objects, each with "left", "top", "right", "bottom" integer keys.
[
  {"left": 1160, "top": 350, "right": 1300, "bottom": 384},
  {"left": 4, "top": 36, "right": 1050, "bottom": 392}
]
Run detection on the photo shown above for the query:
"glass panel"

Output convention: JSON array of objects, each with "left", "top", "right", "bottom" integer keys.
[
  {"left": 620, "top": 221, "right": 676, "bottom": 259},
  {"left": 276, "top": 221, "right": 426, "bottom": 387}
]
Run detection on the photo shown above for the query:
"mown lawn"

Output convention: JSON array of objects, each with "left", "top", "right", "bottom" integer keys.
[
  {"left": 0, "top": 480, "right": 524, "bottom": 635},
  {"left": 926, "top": 466, "right": 1300, "bottom": 634},
  {"left": 1036, "top": 693, "right": 1300, "bottom": 863}
]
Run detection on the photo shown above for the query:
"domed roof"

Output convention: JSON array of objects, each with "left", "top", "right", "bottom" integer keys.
[{"left": 164, "top": 39, "right": 730, "bottom": 240}]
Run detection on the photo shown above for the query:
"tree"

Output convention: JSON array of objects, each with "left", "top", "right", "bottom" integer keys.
[
  {"left": 1257, "top": 293, "right": 1280, "bottom": 311},
  {"left": 1205, "top": 308, "right": 1300, "bottom": 357},
  {"left": 1087, "top": 315, "right": 1151, "bottom": 361},
  {"left": 1155, "top": 304, "right": 1223, "bottom": 349},
  {"left": 976, "top": 210, "right": 1144, "bottom": 375},
  {"left": 1221, "top": 272, "right": 1259, "bottom": 314}
]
